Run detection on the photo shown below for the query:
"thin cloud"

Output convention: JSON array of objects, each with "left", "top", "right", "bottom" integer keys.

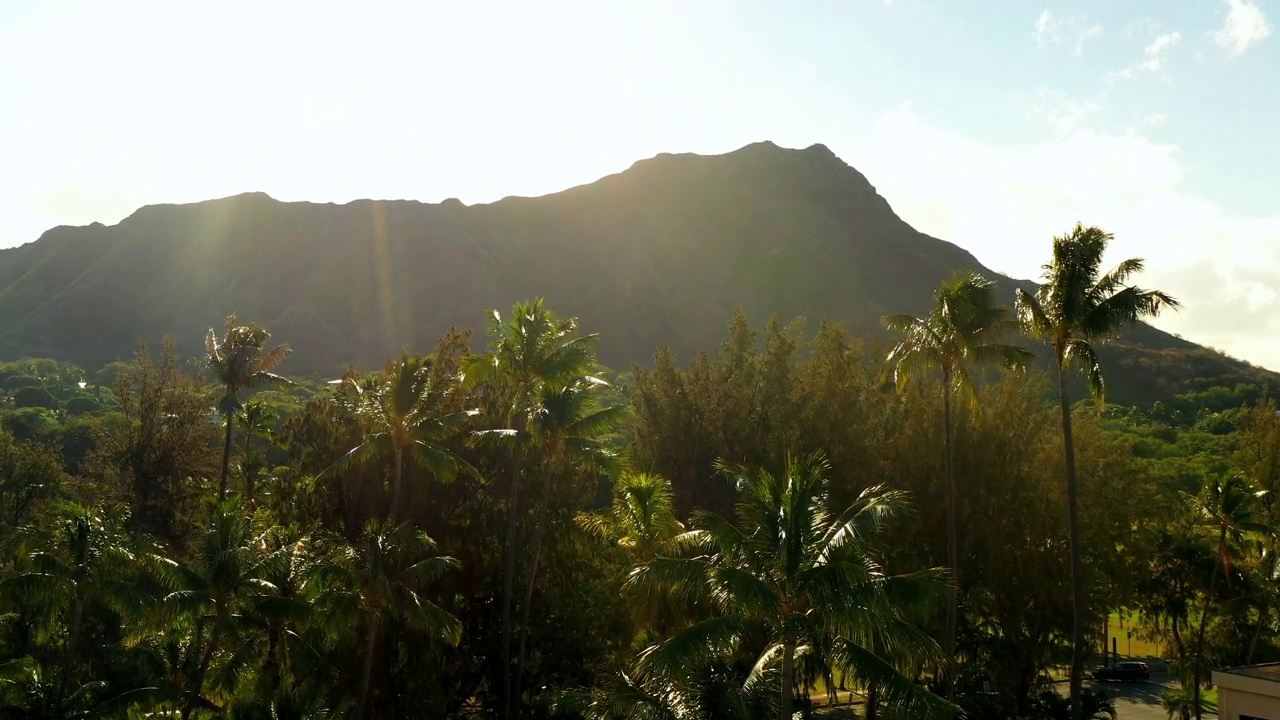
[
  {"left": 1033, "top": 10, "right": 1057, "bottom": 46},
  {"left": 1142, "top": 32, "right": 1182, "bottom": 71},
  {"left": 1033, "top": 10, "right": 1103, "bottom": 55},
  {"left": 1075, "top": 25, "right": 1103, "bottom": 55},
  {"left": 1020, "top": 88, "right": 1102, "bottom": 138},
  {"left": 1214, "top": 0, "right": 1272, "bottom": 56},
  {"left": 1107, "top": 30, "right": 1181, "bottom": 81}
]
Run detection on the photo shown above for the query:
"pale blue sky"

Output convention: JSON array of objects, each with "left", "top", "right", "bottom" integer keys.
[{"left": 1, "top": 1, "right": 1276, "bottom": 367}]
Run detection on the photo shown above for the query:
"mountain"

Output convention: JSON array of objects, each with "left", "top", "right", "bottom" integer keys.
[{"left": 0, "top": 141, "right": 1272, "bottom": 406}]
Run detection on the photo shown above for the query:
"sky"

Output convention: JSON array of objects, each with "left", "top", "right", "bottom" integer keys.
[{"left": 1, "top": 0, "right": 1277, "bottom": 368}]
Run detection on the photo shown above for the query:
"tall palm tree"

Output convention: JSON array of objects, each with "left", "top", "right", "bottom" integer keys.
[
  {"left": 462, "top": 298, "right": 598, "bottom": 720},
  {"left": 1015, "top": 223, "right": 1179, "bottom": 720},
  {"left": 514, "top": 376, "right": 623, "bottom": 685},
  {"left": 206, "top": 315, "right": 292, "bottom": 503},
  {"left": 316, "top": 520, "right": 462, "bottom": 719},
  {"left": 3, "top": 504, "right": 139, "bottom": 716},
  {"left": 1184, "top": 473, "right": 1267, "bottom": 720},
  {"left": 882, "top": 270, "right": 1030, "bottom": 700},
  {"left": 630, "top": 453, "right": 951, "bottom": 720},
  {"left": 321, "top": 353, "right": 478, "bottom": 519}
]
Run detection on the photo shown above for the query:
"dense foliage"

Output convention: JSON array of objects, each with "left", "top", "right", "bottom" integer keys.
[{"left": 0, "top": 268, "right": 1274, "bottom": 718}]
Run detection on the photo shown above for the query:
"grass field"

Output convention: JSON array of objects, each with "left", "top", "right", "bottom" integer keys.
[
  {"left": 808, "top": 609, "right": 1170, "bottom": 706},
  {"left": 1106, "top": 610, "right": 1164, "bottom": 661}
]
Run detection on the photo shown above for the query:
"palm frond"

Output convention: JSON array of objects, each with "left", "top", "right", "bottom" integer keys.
[
  {"left": 639, "top": 615, "right": 746, "bottom": 676},
  {"left": 1064, "top": 338, "right": 1105, "bottom": 401},
  {"left": 314, "top": 436, "right": 389, "bottom": 480},
  {"left": 250, "top": 344, "right": 293, "bottom": 375},
  {"left": 1015, "top": 288, "right": 1054, "bottom": 340},
  {"left": 1091, "top": 257, "right": 1145, "bottom": 297},
  {"left": 1081, "top": 285, "right": 1181, "bottom": 341},
  {"left": 830, "top": 637, "right": 953, "bottom": 719}
]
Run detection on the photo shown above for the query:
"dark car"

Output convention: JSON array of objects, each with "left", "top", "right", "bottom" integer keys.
[{"left": 1091, "top": 661, "right": 1151, "bottom": 682}]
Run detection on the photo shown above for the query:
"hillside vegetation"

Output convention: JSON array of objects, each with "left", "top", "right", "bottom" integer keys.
[{"left": 0, "top": 275, "right": 1277, "bottom": 718}]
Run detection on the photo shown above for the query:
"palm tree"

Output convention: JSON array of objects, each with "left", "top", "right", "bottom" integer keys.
[
  {"left": 321, "top": 352, "right": 478, "bottom": 519},
  {"left": 206, "top": 315, "right": 292, "bottom": 503},
  {"left": 630, "top": 453, "right": 951, "bottom": 720},
  {"left": 316, "top": 520, "right": 462, "bottom": 719},
  {"left": 579, "top": 472, "right": 685, "bottom": 564},
  {"left": 3, "top": 504, "right": 139, "bottom": 716},
  {"left": 1184, "top": 473, "right": 1267, "bottom": 720},
  {"left": 514, "top": 375, "right": 624, "bottom": 697},
  {"left": 1015, "top": 223, "right": 1179, "bottom": 720},
  {"left": 462, "top": 298, "right": 598, "bottom": 720},
  {"left": 882, "top": 270, "right": 1030, "bottom": 700},
  {"left": 148, "top": 500, "right": 278, "bottom": 720},
  {"left": 239, "top": 527, "right": 317, "bottom": 704},
  {"left": 580, "top": 472, "right": 687, "bottom": 641},
  {"left": 236, "top": 400, "right": 277, "bottom": 503}
]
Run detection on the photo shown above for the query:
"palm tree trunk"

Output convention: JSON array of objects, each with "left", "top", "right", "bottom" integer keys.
[
  {"left": 1056, "top": 361, "right": 1086, "bottom": 720},
  {"left": 242, "top": 428, "right": 255, "bottom": 503},
  {"left": 1248, "top": 600, "right": 1269, "bottom": 665},
  {"left": 263, "top": 624, "right": 281, "bottom": 698},
  {"left": 514, "top": 463, "right": 555, "bottom": 706},
  {"left": 181, "top": 626, "right": 219, "bottom": 720},
  {"left": 218, "top": 412, "right": 234, "bottom": 504},
  {"left": 389, "top": 446, "right": 404, "bottom": 519},
  {"left": 1171, "top": 615, "right": 1187, "bottom": 684},
  {"left": 55, "top": 594, "right": 85, "bottom": 712},
  {"left": 501, "top": 445, "right": 522, "bottom": 720},
  {"left": 1192, "top": 531, "right": 1225, "bottom": 720},
  {"left": 1246, "top": 535, "right": 1275, "bottom": 665},
  {"left": 943, "top": 378, "right": 958, "bottom": 704},
  {"left": 781, "top": 639, "right": 794, "bottom": 720},
  {"left": 356, "top": 615, "right": 380, "bottom": 720}
]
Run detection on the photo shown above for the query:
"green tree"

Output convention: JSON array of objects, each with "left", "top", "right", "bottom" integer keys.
[
  {"left": 317, "top": 520, "right": 462, "bottom": 719},
  {"left": 0, "top": 429, "right": 66, "bottom": 533},
  {"left": 515, "top": 374, "right": 623, "bottom": 698},
  {"left": 462, "top": 298, "right": 597, "bottom": 720},
  {"left": 1016, "top": 223, "right": 1179, "bottom": 720},
  {"left": 3, "top": 504, "right": 139, "bottom": 716},
  {"left": 92, "top": 340, "right": 218, "bottom": 540},
  {"left": 234, "top": 527, "right": 317, "bottom": 708},
  {"left": 882, "top": 270, "right": 1029, "bottom": 700},
  {"left": 630, "top": 453, "right": 950, "bottom": 720},
  {"left": 1233, "top": 398, "right": 1280, "bottom": 663},
  {"left": 148, "top": 501, "right": 273, "bottom": 720},
  {"left": 579, "top": 472, "right": 684, "bottom": 564},
  {"left": 205, "top": 315, "right": 292, "bottom": 503},
  {"left": 1184, "top": 473, "right": 1267, "bottom": 720},
  {"left": 235, "top": 401, "right": 277, "bottom": 504},
  {"left": 579, "top": 472, "right": 686, "bottom": 639},
  {"left": 322, "top": 353, "right": 477, "bottom": 519}
]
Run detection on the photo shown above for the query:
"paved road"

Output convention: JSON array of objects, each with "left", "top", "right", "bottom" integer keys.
[
  {"left": 1088, "top": 678, "right": 1170, "bottom": 720},
  {"left": 1084, "top": 674, "right": 1216, "bottom": 720}
]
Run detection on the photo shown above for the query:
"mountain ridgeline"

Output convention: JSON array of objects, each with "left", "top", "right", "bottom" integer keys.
[{"left": 0, "top": 141, "right": 1270, "bottom": 405}]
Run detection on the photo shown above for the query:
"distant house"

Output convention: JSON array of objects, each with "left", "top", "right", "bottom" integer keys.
[{"left": 1214, "top": 663, "right": 1280, "bottom": 720}]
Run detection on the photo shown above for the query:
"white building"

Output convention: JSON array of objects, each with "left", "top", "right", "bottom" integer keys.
[{"left": 1213, "top": 663, "right": 1280, "bottom": 720}]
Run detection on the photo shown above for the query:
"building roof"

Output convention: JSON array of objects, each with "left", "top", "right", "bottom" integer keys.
[{"left": 1218, "top": 663, "right": 1280, "bottom": 682}]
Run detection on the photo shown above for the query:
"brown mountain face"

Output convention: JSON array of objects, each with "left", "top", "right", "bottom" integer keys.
[{"left": 0, "top": 141, "right": 1269, "bottom": 405}]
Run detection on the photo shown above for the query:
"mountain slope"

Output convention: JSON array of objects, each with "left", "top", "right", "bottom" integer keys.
[{"left": 0, "top": 141, "right": 1269, "bottom": 405}]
